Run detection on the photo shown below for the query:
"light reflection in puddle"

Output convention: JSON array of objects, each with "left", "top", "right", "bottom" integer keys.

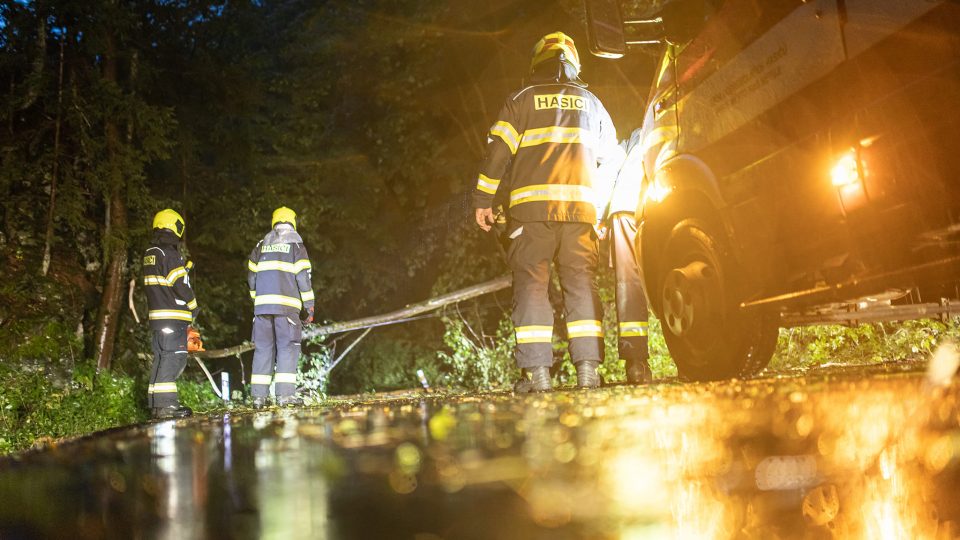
[{"left": 0, "top": 368, "right": 957, "bottom": 539}]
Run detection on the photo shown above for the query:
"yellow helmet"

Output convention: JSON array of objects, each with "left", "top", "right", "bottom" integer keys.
[
  {"left": 531, "top": 31, "right": 581, "bottom": 75},
  {"left": 152, "top": 209, "right": 185, "bottom": 238},
  {"left": 272, "top": 206, "right": 297, "bottom": 229}
]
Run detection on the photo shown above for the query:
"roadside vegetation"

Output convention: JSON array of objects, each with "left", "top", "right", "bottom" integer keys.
[{"left": 772, "top": 318, "right": 960, "bottom": 370}]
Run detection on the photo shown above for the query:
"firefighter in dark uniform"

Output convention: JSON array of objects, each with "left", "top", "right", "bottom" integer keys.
[
  {"left": 604, "top": 129, "right": 652, "bottom": 384},
  {"left": 247, "top": 207, "right": 315, "bottom": 408},
  {"left": 474, "top": 32, "right": 624, "bottom": 391},
  {"left": 143, "top": 209, "right": 198, "bottom": 418}
]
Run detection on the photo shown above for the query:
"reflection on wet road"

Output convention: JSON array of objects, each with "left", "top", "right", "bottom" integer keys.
[{"left": 1, "top": 364, "right": 959, "bottom": 539}]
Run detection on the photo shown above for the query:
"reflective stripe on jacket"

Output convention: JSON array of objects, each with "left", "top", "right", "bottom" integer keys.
[
  {"left": 472, "top": 82, "right": 623, "bottom": 224},
  {"left": 143, "top": 230, "right": 198, "bottom": 329},
  {"left": 247, "top": 225, "right": 315, "bottom": 316}
]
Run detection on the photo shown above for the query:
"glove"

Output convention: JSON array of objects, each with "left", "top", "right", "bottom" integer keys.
[
  {"left": 187, "top": 326, "right": 204, "bottom": 353},
  {"left": 302, "top": 306, "right": 314, "bottom": 324}
]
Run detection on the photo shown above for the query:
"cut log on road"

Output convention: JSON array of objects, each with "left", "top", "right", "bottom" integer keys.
[{"left": 195, "top": 274, "right": 512, "bottom": 359}]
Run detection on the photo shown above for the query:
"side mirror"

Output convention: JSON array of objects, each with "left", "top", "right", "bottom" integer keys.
[{"left": 585, "top": 0, "right": 626, "bottom": 58}]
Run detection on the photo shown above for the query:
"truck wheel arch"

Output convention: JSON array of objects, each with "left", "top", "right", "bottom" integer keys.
[{"left": 639, "top": 154, "right": 734, "bottom": 316}]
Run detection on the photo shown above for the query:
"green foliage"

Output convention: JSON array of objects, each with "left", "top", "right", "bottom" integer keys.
[
  {"left": 328, "top": 325, "right": 445, "bottom": 394},
  {"left": 177, "top": 378, "right": 223, "bottom": 413},
  {"left": 771, "top": 318, "right": 960, "bottom": 370},
  {"left": 0, "top": 362, "right": 145, "bottom": 454},
  {"left": 438, "top": 315, "right": 518, "bottom": 390},
  {"left": 298, "top": 348, "right": 334, "bottom": 399},
  {"left": 0, "top": 262, "right": 84, "bottom": 366},
  {"left": 0, "top": 358, "right": 227, "bottom": 455},
  {"left": 0, "top": 319, "right": 80, "bottom": 368},
  {"left": 646, "top": 316, "right": 677, "bottom": 378}
]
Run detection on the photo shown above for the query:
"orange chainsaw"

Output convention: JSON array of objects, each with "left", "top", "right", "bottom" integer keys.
[{"left": 187, "top": 326, "right": 205, "bottom": 353}]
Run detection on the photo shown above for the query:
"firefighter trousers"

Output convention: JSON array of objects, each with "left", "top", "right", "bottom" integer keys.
[
  {"left": 251, "top": 314, "right": 302, "bottom": 398},
  {"left": 508, "top": 221, "right": 603, "bottom": 369},
  {"left": 149, "top": 324, "right": 188, "bottom": 408},
  {"left": 610, "top": 212, "right": 649, "bottom": 368}
]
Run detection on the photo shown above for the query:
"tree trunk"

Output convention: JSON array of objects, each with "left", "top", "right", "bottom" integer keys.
[
  {"left": 93, "top": 33, "right": 128, "bottom": 371},
  {"left": 41, "top": 33, "right": 66, "bottom": 276}
]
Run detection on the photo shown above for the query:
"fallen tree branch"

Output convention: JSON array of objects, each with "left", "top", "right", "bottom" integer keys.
[
  {"left": 324, "top": 327, "right": 373, "bottom": 376},
  {"left": 194, "top": 274, "right": 512, "bottom": 359},
  {"left": 127, "top": 278, "right": 140, "bottom": 324},
  {"left": 194, "top": 357, "right": 223, "bottom": 399}
]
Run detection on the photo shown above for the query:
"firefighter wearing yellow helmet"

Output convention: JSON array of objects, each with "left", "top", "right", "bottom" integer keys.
[
  {"left": 142, "top": 208, "right": 199, "bottom": 418},
  {"left": 530, "top": 31, "right": 581, "bottom": 77},
  {"left": 473, "top": 32, "right": 625, "bottom": 392},
  {"left": 246, "top": 206, "right": 315, "bottom": 408}
]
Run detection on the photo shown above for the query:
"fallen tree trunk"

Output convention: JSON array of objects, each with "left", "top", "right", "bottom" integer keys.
[{"left": 195, "top": 274, "right": 512, "bottom": 359}]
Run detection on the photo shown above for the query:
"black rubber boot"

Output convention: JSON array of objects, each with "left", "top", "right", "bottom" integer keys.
[
  {"left": 251, "top": 397, "right": 270, "bottom": 410},
  {"left": 152, "top": 405, "right": 193, "bottom": 419},
  {"left": 514, "top": 366, "right": 552, "bottom": 393},
  {"left": 576, "top": 360, "right": 601, "bottom": 388},
  {"left": 276, "top": 395, "right": 304, "bottom": 407},
  {"left": 513, "top": 376, "right": 532, "bottom": 393},
  {"left": 626, "top": 359, "right": 653, "bottom": 384}
]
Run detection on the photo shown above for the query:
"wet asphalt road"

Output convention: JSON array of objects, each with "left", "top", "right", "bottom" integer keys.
[{"left": 1, "top": 362, "right": 959, "bottom": 539}]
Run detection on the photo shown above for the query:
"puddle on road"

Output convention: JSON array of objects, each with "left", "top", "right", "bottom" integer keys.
[{"left": 1, "top": 369, "right": 959, "bottom": 539}]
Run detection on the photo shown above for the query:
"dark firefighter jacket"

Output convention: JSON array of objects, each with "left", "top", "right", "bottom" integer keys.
[
  {"left": 472, "top": 78, "right": 622, "bottom": 224},
  {"left": 143, "top": 229, "right": 199, "bottom": 329},
  {"left": 247, "top": 224, "right": 315, "bottom": 316}
]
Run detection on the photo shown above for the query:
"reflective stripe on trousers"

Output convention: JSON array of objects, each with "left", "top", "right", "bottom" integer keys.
[
  {"left": 149, "top": 325, "right": 188, "bottom": 408},
  {"left": 507, "top": 221, "right": 603, "bottom": 368},
  {"left": 610, "top": 212, "right": 649, "bottom": 365},
  {"left": 251, "top": 314, "right": 302, "bottom": 398}
]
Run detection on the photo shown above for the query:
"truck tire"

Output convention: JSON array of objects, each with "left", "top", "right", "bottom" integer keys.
[{"left": 658, "top": 219, "right": 778, "bottom": 380}]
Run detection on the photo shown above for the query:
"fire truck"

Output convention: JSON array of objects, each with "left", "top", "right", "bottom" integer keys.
[{"left": 586, "top": 0, "right": 960, "bottom": 380}]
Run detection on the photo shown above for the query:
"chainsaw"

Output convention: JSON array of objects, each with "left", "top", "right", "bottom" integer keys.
[{"left": 187, "top": 326, "right": 204, "bottom": 352}]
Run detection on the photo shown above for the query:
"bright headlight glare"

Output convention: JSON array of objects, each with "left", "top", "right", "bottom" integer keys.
[
  {"left": 831, "top": 150, "right": 861, "bottom": 187},
  {"left": 644, "top": 179, "right": 671, "bottom": 204}
]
